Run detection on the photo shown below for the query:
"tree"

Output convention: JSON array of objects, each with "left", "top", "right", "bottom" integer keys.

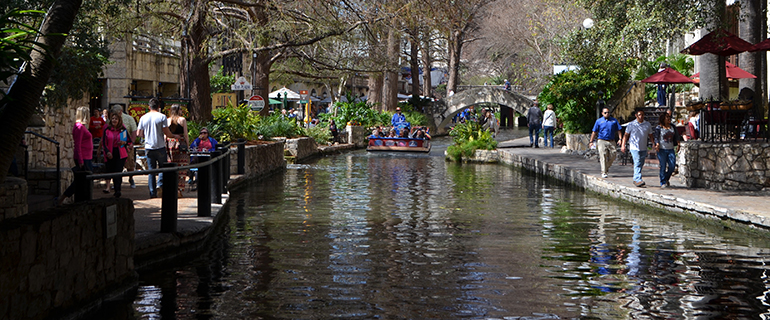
[{"left": 0, "top": 0, "right": 83, "bottom": 182}]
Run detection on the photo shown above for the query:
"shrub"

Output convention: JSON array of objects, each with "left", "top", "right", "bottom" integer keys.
[
  {"left": 256, "top": 112, "right": 304, "bottom": 139},
  {"left": 209, "top": 102, "right": 261, "bottom": 142},
  {"left": 446, "top": 122, "right": 497, "bottom": 161},
  {"left": 305, "top": 124, "right": 332, "bottom": 145}
]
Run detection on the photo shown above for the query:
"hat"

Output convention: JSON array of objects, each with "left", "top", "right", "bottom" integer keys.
[
  {"left": 396, "top": 107, "right": 401, "bottom": 111},
  {"left": 200, "top": 127, "right": 209, "bottom": 133}
]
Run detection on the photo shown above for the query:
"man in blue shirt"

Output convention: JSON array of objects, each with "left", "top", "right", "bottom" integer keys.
[
  {"left": 391, "top": 107, "right": 406, "bottom": 127},
  {"left": 588, "top": 107, "right": 622, "bottom": 178}
]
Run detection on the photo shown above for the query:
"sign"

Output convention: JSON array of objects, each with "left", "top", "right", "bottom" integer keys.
[
  {"left": 128, "top": 104, "right": 149, "bottom": 124},
  {"left": 248, "top": 95, "right": 265, "bottom": 111},
  {"left": 231, "top": 76, "right": 253, "bottom": 91},
  {"left": 213, "top": 93, "right": 237, "bottom": 108},
  {"left": 299, "top": 90, "right": 308, "bottom": 100}
]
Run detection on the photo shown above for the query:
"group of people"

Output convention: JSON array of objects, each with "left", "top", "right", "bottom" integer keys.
[
  {"left": 591, "top": 107, "right": 696, "bottom": 189},
  {"left": 453, "top": 105, "right": 500, "bottom": 137},
  {"left": 526, "top": 102, "right": 557, "bottom": 148},
  {"left": 59, "top": 97, "right": 216, "bottom": 204}
]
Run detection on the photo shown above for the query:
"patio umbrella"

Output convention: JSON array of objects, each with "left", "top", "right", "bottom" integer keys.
[
  {"left": 690, "top": 61, "right": 756, "bottom": 80},
  {"left": 681, "top": 29, "right": 755, "bottom": 56},
  {"left": 749, "top": 38, "right": 770, "bottom": 52},
  {"left": 640, "top": 67, "right": 694, "bottom": 84},
  {"left": 269, "top": 87, "right": 300, "bottom": 100}
]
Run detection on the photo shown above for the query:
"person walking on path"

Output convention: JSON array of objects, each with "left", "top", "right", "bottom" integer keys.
[
  {"left": 167, "top": 104, "right": 190, "bottom": 197},
  {"left": 621, "top": 110, "right": 653, "bottom": 187},
  {"left": 113, "top": 105, "right": 138, "bottom": 188},
  {"left": 137, "top": 98, "right": 179, "bottom": 198},
  {"left": 58, "top": 107, "right": 93, "bottom": 206},
  {"left": 527, "top": 102, "right": 542, "bottom": 148},
  {"left": 100, "top": 111, "right": 130, "bottom": 198},
  {"left": 88, "top": 108, "right": 105, "bottom": 144},
  {"left": 542, "top": 104, "right": 557, "bottom": 148},
  {"left": 653, "top": 112, "right": 680, "bottom": 189},
  {"left": 588, "top": 107, "right": 622, "bottom": 178}
]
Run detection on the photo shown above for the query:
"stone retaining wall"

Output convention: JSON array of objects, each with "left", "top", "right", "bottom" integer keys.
[
  {"left": 229, "top": 141, "right": 287, "bottom": 180},
  {"left": 345, "top": 125, "right": 368, "bottom": 148},
  {"left": 0, "top": 177, "right": 28, "bottom": 223},
  {"left": 678, "top": 141, "right": 770, "bottom": 191},
  {"left": 26, "top": 102, "right": 82, "bottom": 170},
  {"left": 284, "top": 137, "right": 320, "bottom": 162},
  {"left": 0, "top": 198, "right": 135, "bottom": 320},
  {"left": 26, "top": 168, "right": 72, "bottom": 196}
]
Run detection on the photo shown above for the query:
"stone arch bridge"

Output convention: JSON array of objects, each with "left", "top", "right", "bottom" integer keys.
[{"left": 429, "top": 87, "right": 535, "bottom": 134}]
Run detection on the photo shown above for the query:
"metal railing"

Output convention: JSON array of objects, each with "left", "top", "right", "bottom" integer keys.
[
  {"left": 71, "top": 140, "right": 247, "bottom": 233},
  {"left": 24, "top": 131, "right": 60, "bottom": 195}
]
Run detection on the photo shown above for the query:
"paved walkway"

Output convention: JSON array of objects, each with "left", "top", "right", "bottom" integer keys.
[{"left": 497, "top": 137, "right": 770, "bottom": 228}]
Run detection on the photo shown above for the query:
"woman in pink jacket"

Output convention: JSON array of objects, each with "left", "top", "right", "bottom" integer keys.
[
  {"left": 58, "top": 107, "right": 93, "bottom": 205},
  {"left": 100, "top": 110, "right": 130, "bottom": 198}
]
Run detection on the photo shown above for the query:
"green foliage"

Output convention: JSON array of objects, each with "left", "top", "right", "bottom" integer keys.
[
  {"left": 304, "top": 124, "right": 332, "bottom": 145},
  {"left": 322, "top": 100, "right": 387, "bottom": 128},
  {"left": 397, "top": 100, "right": 429, "bottom": 127},
  {"left": 210, "top": 66, "right": 236, "bottom": 94},
  {"left": 537, "top": 65, "right": 631, "bottom": 134},
  {"left": 209, "top": 102, "right": 261, "bottom": 142},
  {"left": 256, "top": 112, "right": 304, "bottom": 139},
  {"left": 446, "top": 121, "right": 498, "bottom": 161},
  {"left": 43, "top": 46, "right": 110, "bottom": 108},
  {"left": 0, "top": 9, "right": 44, "bottom": 99},
  {"left": 635, "top": 54, "right": 694, "bottom": 101}
]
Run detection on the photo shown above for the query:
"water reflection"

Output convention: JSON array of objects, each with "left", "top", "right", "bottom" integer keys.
[{"left": 95, "top": 131, "right": 770, "bottom": 320}]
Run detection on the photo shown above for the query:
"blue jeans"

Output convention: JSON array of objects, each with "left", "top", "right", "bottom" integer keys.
[
  {"left": 529, "top": 125, "right": 541, "bottom": 146},
  {"left": 657, "top": 148, "right": 676, "bottom": 185},
  {"left": 146, "top": 148, "right": 167, "bottom": 197},
  {"left": 630, "top": 149, "right": 647, "bottom": 183},
  {"left": 62, "top": 159, "right": 94, "bottom": 198},
  {"left": 543, "top": 126, "right": 555, "bottom": 148}
]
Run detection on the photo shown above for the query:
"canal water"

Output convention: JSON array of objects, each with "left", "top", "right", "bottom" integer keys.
[{"left": 95, "top": 130, "right": 770, "bottom": 319}]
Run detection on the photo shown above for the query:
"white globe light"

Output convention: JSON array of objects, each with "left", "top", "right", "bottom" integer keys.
[{"left": 583, "top": 18, "right": 594, "bottom": 29}]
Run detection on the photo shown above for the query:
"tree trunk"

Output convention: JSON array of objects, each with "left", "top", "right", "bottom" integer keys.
[
  {"left": 698, "top": 1, "right": 727, "bottom": 101},
  {"left": 421, "top": 34, "right": 432, "bottom": 98},
  {"left": 739, "top": 0, "right": 763, "bottom": 117},
  {"left": 409, "top": 33, "right": 421, "bottom": 99},
  {"left": 367, "top": 72, "right": 383, "bottom": 110},
  {"left": 0, "top": 0, "right": 82, "bottom": 183},
  {"left": 254, "top": 51, "right": 273, "bottom": 117},
  {"left": 447, "top": 30, "right": 463, "bottom": 94},
  {"left": 382, "top": 28, "right": 400, "bottom": 112},
  {"left": 180, "top": 0, "right": 212, "bottom": 122}
]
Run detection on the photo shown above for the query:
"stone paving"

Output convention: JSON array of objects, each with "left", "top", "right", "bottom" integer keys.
[{"left": 497, "top": 137, "right": 770, "bottom": 229}]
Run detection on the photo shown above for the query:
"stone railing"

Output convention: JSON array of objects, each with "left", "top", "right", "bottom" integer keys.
[
  {"left": 678, "top": 141, "right": 770, "bottom": 191},
  {"left": 284, "top": 137, "right": 319, "bottom": 162},
  {"left": 229, "top": 141, "right": 286, "bottom": 180},
  {"left": 0, "top": 198, "right": 135, "bottom": 320},
  {"left": 345, "top": 125, "right": 368, "bottom": 147}
]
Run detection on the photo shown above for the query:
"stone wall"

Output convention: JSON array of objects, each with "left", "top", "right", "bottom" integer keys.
[
  {"left": 284, "top": 137, "right": 320, "bottom": 162},
  {"left": 565, "top": 133, "right": 592, "bottom": 151},
  {"left": 0, "top": 198, "right": 135, "bottom": 320},
  {"left": 26, "top": 102, "right": 82, "bottom": 170},
  {"left": 229, "top": 141, "right": 286, "bottom": 180},
  {"left": 678, "top": 141, "right": 770, "bottom": 191},
  {"left": 345, "top": 125, "right": 368, "bottom": 148},
  {"left": 0, "top": 177, "right": 28, "bottom": 223},
  {"left": 26, "top": 168, "right": 72, "bottom": 197}
]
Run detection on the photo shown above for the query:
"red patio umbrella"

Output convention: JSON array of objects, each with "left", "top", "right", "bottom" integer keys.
[
  {"left": 681, "top": 29, "right": 755, "bottom": 56},
  {"left": 641, "top": 67, "right": 694, "bottom": 84},
  {"left": 750, "top": 38, "right": 770, "bottom": 52},
  {"left": 691, "top": 61, "right": 756, "bottom": 80}
]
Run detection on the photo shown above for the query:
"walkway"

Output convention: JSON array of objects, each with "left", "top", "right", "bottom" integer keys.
[{"left": 497, "top": 137, "right": 770, "bottom": 228}]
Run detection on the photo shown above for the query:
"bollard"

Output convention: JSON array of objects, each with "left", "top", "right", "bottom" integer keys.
[
  {"left": 210, "top": 150, "right": 222, "bottom": 204},
  {"left": 222, "top": 146, "right": 230, "bottom": 193},
  {"left": 161, "top": 163, "right": 178, "bottom": 233},
  {"left": 73, "top": 170, "right": 92, "bottom": 202},
  {"left": 237, "top": 138, "right": 245, "bottom": 174},
  {"left": 197, "top": 157, "right": 212, "bottom": 217}
]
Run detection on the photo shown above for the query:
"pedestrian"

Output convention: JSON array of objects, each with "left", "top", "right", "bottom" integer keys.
[
  {"left": 329, "top": 119, "right": 340, "bottom": 144},
  {"left": 391, "top": 107, "right": 406, "bottom": 127},
  {"left": 588, "top": 107, "right": 622, "bottom": 178},
  {"left": 58, "top": 106, "right": 93, "bottom": 206},
  {"left": 653, "top": 112, "right": 680, "bottom": 189},
  {"left": 137, "top": 97, "right": 179, "bottom": 198},
  {"left": 620, "top": 110, "right": 653, "bottom": 187},
  {"left": 527, "top": 102, "right": 542, "bottom": 148},
  {"left": 112, "top": 105, "right": 138, "bottom": 188},
  {"left": 88, "top": 108, "right": 105, "bottom": 144},
  {"left": 100, "top": 110, "right": 129, "bottom": 198},
  {"left": 542, "top": 104, "right": 557, "bottom": 148},
  {"left": 683, "top": 110, "right": 699, "bottom": 141},
  {"left": 167, "top": 104, "right": 190, "bottom": 197},
  {"left": 504, "top": 79, "right": 511, "bottom": 91},
  {"left": 482, "top": 111, "right": 498, "bottom": 138}
]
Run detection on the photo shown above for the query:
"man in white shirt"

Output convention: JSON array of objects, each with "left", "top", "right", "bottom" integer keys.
[
  {"left": 137, "top": 98, "right": 180, "bottom": 198},
  {"left": 621, "top": 110, "right": 654, "bottom": 187}
]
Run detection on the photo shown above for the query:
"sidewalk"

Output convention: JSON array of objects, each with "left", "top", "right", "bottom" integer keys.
[{"left": 497, "top": 138, "right": 770, "bottom": 228}]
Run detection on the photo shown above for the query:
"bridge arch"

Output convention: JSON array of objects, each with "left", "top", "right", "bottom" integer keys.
[{"left": 430, "top": 87, "right": 534, "bottom": 134}]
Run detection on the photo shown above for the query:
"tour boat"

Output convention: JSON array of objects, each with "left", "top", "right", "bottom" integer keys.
[{"left": 367, "top": 137, "right": 431, "bottom": 152}]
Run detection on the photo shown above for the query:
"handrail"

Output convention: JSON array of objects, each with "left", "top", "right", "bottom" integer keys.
[
  {"left": 86, "top": 147, "right": 232, "bottom": 180},
  {"left": 24, "top": 131, "right": 60, "bottom": 196}
]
